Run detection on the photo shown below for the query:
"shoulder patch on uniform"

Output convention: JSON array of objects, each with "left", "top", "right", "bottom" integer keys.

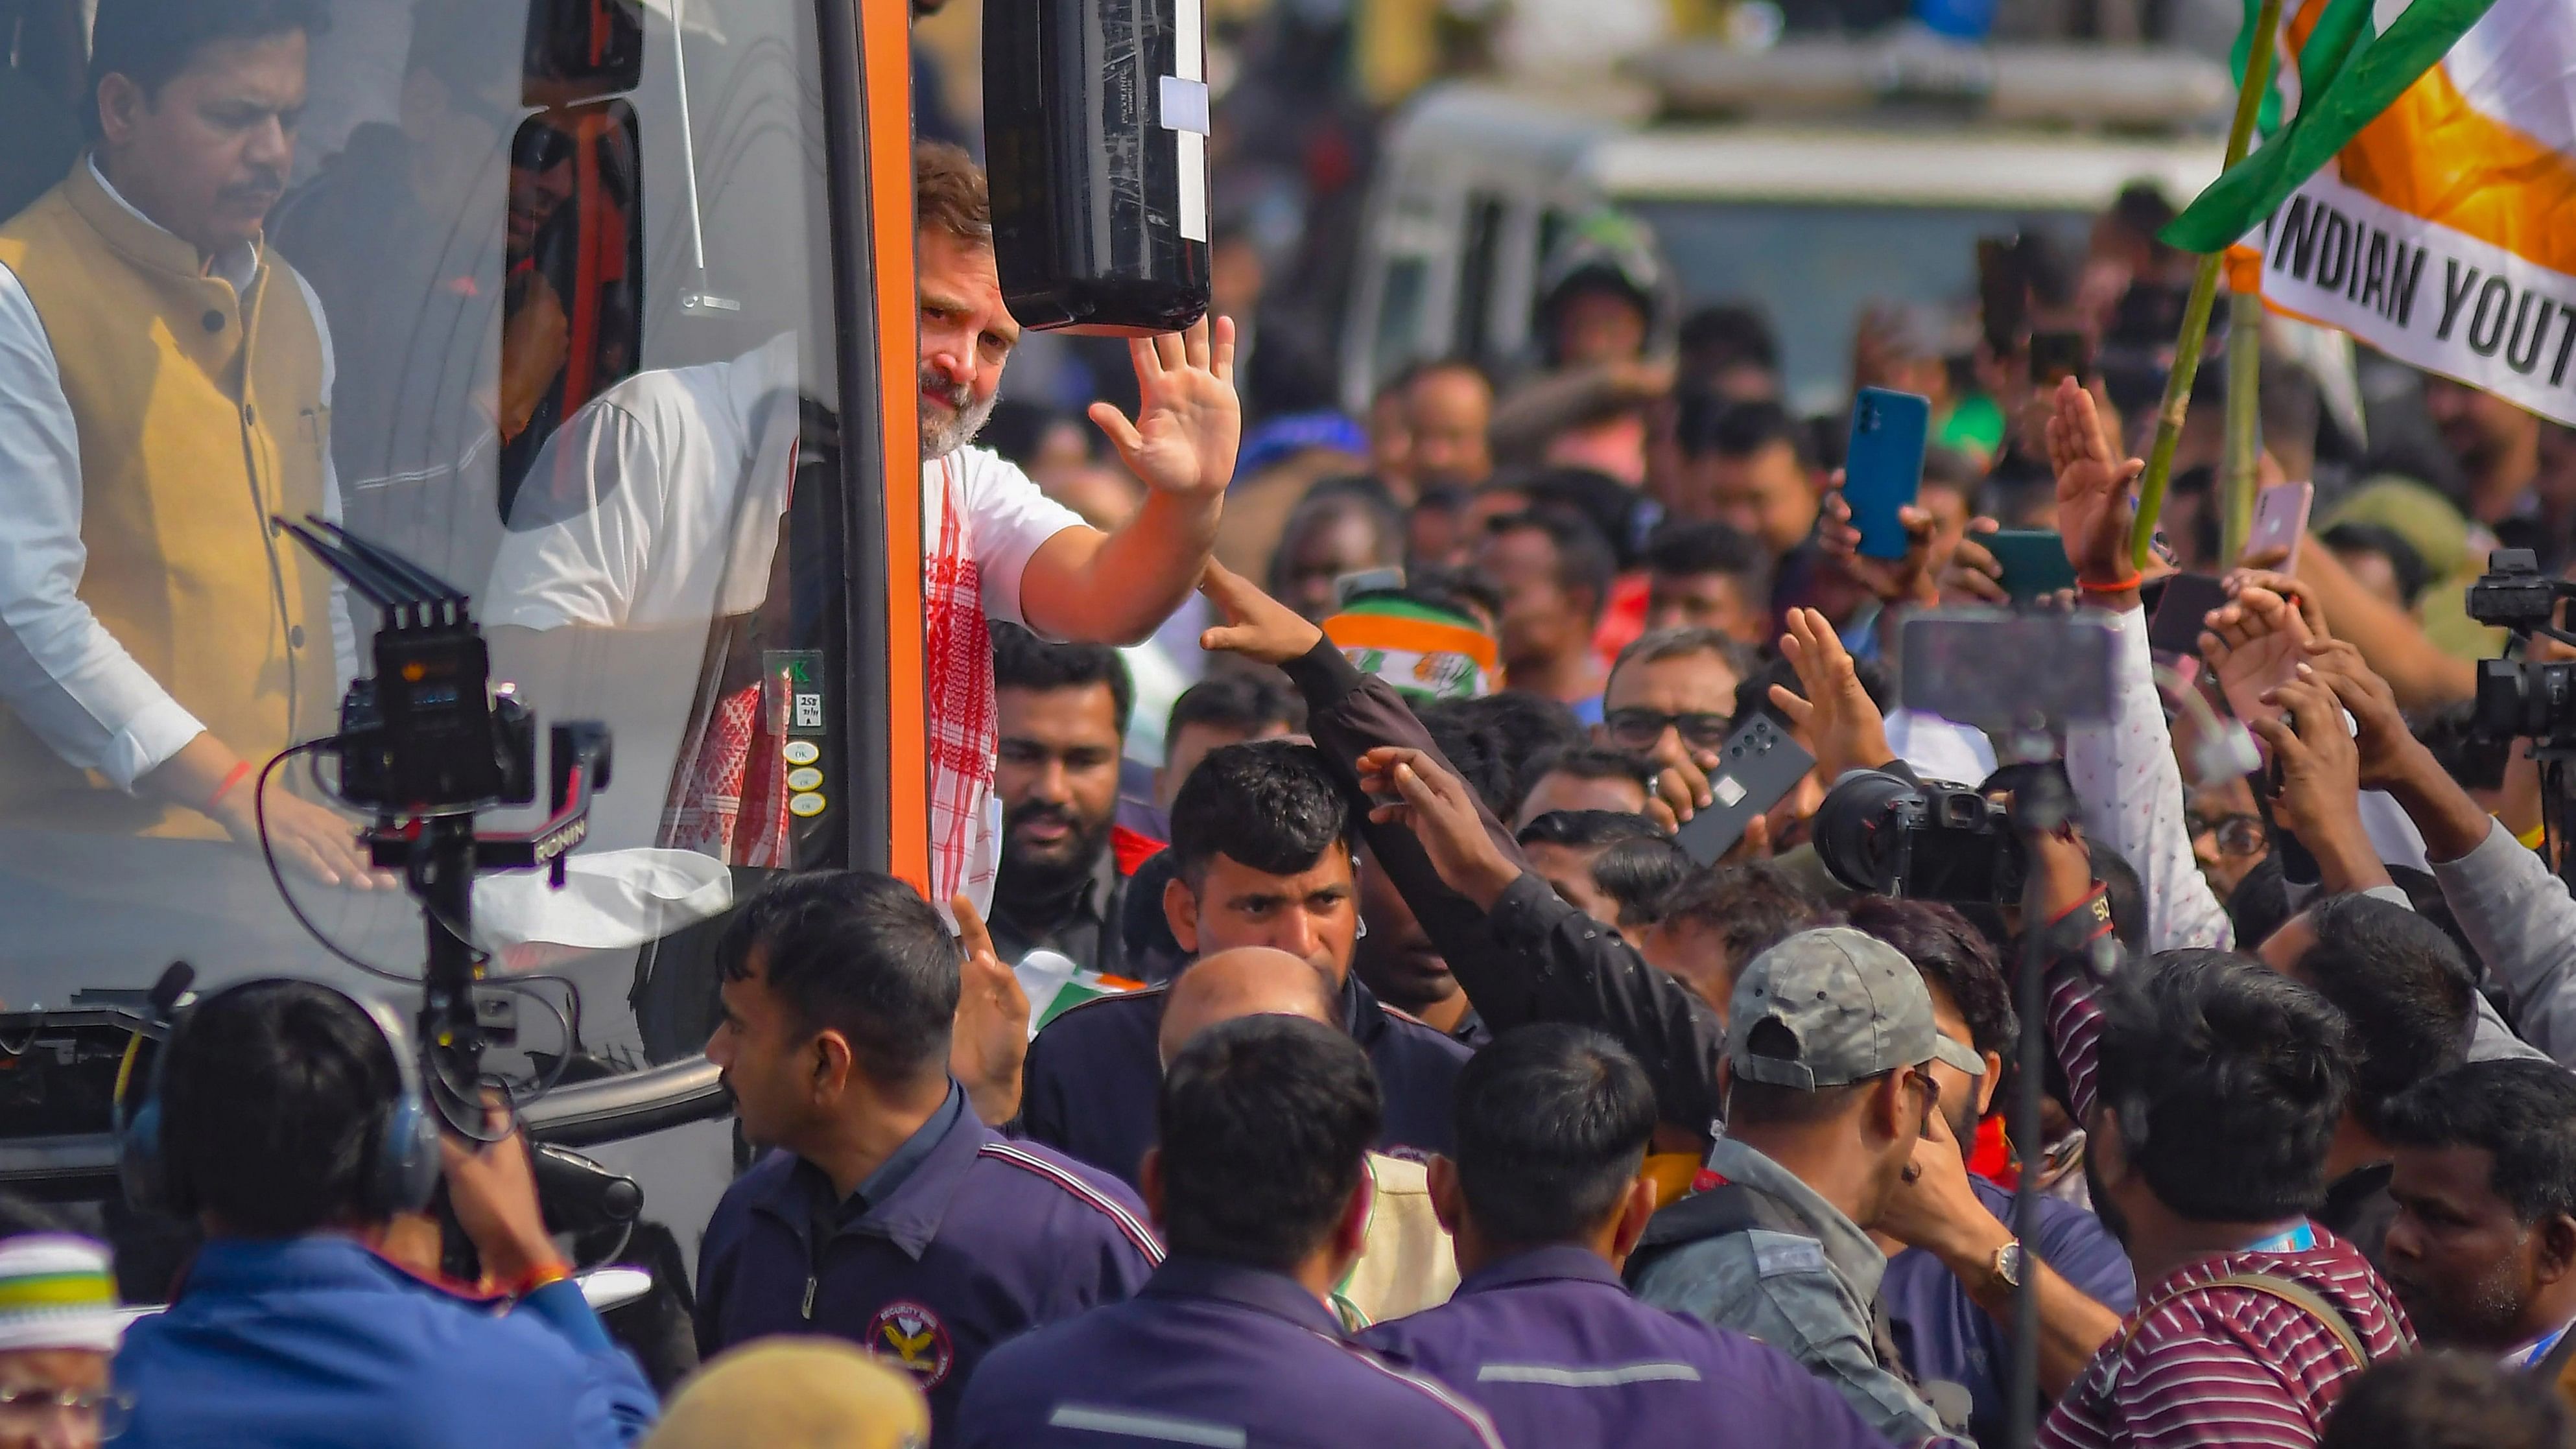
[
  {"left": 1753, "top": 1238, "right": 1830, "bottom": 1278},
  {"left": 976, "top": 1141, "right": 1166, "bottom": 1264}
]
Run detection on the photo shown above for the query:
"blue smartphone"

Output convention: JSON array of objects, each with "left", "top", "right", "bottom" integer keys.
[{"left": 1845, "top": 387, "right": 1931, "bottom": 560}]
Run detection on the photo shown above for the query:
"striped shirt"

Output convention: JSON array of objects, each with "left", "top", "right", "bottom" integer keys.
[{"left": 2038, "top": 899, "right": 2415, "bottom": 1448}]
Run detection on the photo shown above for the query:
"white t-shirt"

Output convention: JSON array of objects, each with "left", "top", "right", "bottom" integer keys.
[
  {"left": 484, "top": 333, "right": 801, "bottom": 631},
  {"left": 922, "top": 445, "right": 1086, "bottom": 637},
  {"left": 924, "top": 445, "right": 1086, "bottom": 921}
]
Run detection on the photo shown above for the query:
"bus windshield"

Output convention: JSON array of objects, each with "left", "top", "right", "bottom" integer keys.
[{"left": 0, "top": 0, "right": 856, "bottom": 1101}]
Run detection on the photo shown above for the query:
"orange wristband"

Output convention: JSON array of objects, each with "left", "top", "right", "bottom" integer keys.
[
  {"left": 512, "top": 1261, "right": 575, "bottom": 1297},
  {"left": 2077, "top": 573, "right": 2143, "bottom": 593},
  {"left": 207, "top": 760, "right": 254, "bottom": 810}
]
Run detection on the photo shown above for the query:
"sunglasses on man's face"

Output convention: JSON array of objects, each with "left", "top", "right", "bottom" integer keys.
[{"left": 1603, "top": 707, "right": 1732, "bottom": 753}]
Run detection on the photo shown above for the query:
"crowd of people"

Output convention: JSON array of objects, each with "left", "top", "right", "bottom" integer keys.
[{"left": 14, "top": 0, "right": 2576, "bottom": 1446}]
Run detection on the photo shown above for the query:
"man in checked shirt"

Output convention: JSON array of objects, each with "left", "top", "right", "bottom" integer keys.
[{"left": 2018, "top": 804, "right": 2415, "bottom": 1448}]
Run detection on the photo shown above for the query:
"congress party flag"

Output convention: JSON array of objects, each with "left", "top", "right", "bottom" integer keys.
[{"left": 2168, "top": 0, "right": 2576, "bottom": 427}]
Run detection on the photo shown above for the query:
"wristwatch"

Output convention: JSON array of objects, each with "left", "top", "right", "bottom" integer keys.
[{"left": 1985, "top": 1242, "right": 2026, "bottom": 1296}]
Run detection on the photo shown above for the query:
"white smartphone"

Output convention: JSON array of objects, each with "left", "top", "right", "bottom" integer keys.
[{"left": 2244, "top": 481, "right": 2315, "bottom": 569}]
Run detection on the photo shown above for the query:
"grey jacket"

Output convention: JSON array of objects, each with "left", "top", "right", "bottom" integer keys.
[
  {"left": 1627, "top": 1138, "right": 1958, "bottom": 1446},
  {"left": 2429, "top": 819, "right": 2576, "bottom": 1066}
]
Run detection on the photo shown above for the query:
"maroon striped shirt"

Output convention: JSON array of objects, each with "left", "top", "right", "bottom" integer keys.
[{"left": 2038, "top": 897, "right": 2415, "bottom": 1448}]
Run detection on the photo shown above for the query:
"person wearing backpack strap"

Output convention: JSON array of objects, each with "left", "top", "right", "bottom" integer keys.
[{"left": 2018, "top": 811, "right": 2415, "bottom": 1449}]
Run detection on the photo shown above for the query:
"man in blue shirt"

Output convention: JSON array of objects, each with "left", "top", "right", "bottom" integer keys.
[
  {"left": 958, "top": 1015, "right": 1504, "bottom": 1448},
  {"left": 696, "top": 873, "right": 1159, "bottom": 1446},
  {"left": 113, "top": 980, "right": 655, "bottom": 1448},
  {"left": 1018, "top": 741, "right": 1469, "bottom": 1186},
  {"left": 1363, "top": 1022, "right": 1897, "bottom": 1446}
]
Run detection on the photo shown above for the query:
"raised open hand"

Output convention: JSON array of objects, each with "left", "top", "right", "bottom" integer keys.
[
  {"left": 1089, "top": 315, "right": 1241, "bottom": 497},
  {"left": 2043, "top": 377, "right": 2143, "bottom": 589},
  {"left": 1769, "top": 607, "right": 1889, "bottom": 783}
]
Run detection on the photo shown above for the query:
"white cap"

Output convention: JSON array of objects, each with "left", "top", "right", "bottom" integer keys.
[{"left": 0, "top": 1236, "right": 132, "bottom": 1354}]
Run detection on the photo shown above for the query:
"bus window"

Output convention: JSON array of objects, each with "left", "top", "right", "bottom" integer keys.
[
  {"left": 1453, "top": 193, "right": 1506, "bottom": 364},
  {"left": 0, "top": 0, "right": 857, "bottom": 1093},
  {"left": 1371, "top": 254, "right": 1431, "bottom": 389}
]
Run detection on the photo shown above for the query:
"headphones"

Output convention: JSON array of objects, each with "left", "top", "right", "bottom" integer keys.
[{"left": 117, "top": 979, "right": 442, "bottom": 1219}]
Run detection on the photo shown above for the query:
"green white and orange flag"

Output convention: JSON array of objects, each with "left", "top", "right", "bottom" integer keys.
[{"left": 2167, "top": 0, "right": 2576, "bottom": 426}]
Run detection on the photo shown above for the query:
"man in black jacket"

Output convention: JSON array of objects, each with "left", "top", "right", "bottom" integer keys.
[{"left": 1015, "top": 740, "right": 1470, "bottom": 1186}]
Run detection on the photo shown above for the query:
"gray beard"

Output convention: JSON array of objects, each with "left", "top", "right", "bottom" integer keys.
[{"left": 921, "top": 390, "right": 1000, "bottom": 460}]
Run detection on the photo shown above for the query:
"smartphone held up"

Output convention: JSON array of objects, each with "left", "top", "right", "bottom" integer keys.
[{"left": 1844, "top": 387, "right": 1930, "bottom": 561}]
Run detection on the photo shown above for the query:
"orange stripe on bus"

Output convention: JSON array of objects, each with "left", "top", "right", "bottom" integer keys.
[{"left": 862, "top": 3, "right": 929, "bottom": 892}]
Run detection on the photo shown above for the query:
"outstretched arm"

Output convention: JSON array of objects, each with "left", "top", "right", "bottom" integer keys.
[{"left": 1199, "top": 563, "right": 1732, "bottom": 1135}]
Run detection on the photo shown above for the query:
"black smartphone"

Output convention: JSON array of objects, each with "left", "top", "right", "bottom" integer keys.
[
  {"left": 1675, "top": 713, "right": 1817, "bottom": 866},
  {"left": 2147, "top": 572, "right": 2229, "bottom": 655},
  {"left": 1977, "top": 235, "right": 2028, "bottom": 356},
  {"left": 2029, "top": 329, "right": 2091, "bottom": 386},
  {"left": 2109, "top": 281, "right": 2189, "bottom": 348},
  {"left": 1985, "top": 530, "right": 2079, "bottom": 600}
]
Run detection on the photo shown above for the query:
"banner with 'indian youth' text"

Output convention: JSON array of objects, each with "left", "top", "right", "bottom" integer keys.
[{"left": 2247, "top": 0, "right": 2576, "bottom": 425}]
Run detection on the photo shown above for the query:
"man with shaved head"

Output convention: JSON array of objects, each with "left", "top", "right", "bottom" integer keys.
[
  {"left": 1157, "top": 947, "right": 1336, "bottom": 1065},
  {"left": 1154, "top": 947, "right": 1458, "bottom": 1327}
]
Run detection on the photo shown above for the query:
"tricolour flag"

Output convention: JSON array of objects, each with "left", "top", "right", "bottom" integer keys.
[{"left": 2168, "top": 0, "right": 2576, "bottom": 427}]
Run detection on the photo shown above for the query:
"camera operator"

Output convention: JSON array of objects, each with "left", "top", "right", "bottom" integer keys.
[
  {"left": 112, "top": 980, "right": 656, "bottom": 1446},
  {"left": 2291, "top": 633, "right": 2576, "bottom": 1066}
]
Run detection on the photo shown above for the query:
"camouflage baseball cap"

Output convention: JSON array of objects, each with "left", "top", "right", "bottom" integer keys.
[{"left": 1727, "top": 927, "right": 1987, "bottom": 1089}]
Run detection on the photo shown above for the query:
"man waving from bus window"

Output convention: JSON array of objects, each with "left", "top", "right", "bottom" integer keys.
[{"left": 912, "top": 141, "right": 1237, "bottom": 921}]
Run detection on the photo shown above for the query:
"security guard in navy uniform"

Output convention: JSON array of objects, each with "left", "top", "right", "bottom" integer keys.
[
  {"left": 1363, "top": 1024, "right": 1900, "bottom": 1447},
  {"left": 959, "top": 1016, "right": 1504, "bottom": 1448},
  {"left": 1017, "top": 740, "right": 1469, "bottom": 1186},
  {"left": 696, "top": 873, "right": 1159, "bottom": 1448}
]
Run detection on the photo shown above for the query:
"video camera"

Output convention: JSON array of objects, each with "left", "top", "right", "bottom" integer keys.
[
  {"left": 1808, "top": 607, "right": 2117, "bottom": 907},
  {"left": 2465, "top": 548, "right": 2576, "bottom": 759},
  {"left": 274, "top": 518, "right": 612, "bottom": 1129},
  {"left": 1812, "top": 769, "right": 2026, "bottom": 906}
]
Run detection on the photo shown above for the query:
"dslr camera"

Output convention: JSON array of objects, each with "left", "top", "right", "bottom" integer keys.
[
  {"left": 1812, "top": 768, "right": 2025, "bottom": 906},
  {"left": 2466, "top": 549, "right": 2576, "bottom": 758}
]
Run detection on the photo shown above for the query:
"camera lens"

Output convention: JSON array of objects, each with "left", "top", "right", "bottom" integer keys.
[{"left": 1812, "top": 769, "right": 1922, "bottom": 895}]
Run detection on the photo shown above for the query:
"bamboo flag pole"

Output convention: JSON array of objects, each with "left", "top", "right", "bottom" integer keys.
[
  {"left": 2131, "top": 0, "right": 2286, "bottom": 571},
  {"left": 2220, "top": 282, "right": 2264, "bottom": 562}
]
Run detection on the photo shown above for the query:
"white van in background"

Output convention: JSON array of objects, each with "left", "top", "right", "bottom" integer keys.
[{"left": 1342, "top": 40, "right": 2232, "bottom": 414}]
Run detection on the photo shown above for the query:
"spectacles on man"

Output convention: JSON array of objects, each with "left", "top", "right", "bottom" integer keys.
[
  {"left": 0, "top": 1384, "right": 133, "bottom": 1439},
  {"left": 1603, "top": 707, "right": 1732, "bottom": 754},
  {"left": 2186, "top": 810, "right": 2267, "bottom": 858}
]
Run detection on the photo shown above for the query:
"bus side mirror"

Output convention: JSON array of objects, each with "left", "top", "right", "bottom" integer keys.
[{"left": 982, "top": 0, "right": 1212, "bottom": 336}]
